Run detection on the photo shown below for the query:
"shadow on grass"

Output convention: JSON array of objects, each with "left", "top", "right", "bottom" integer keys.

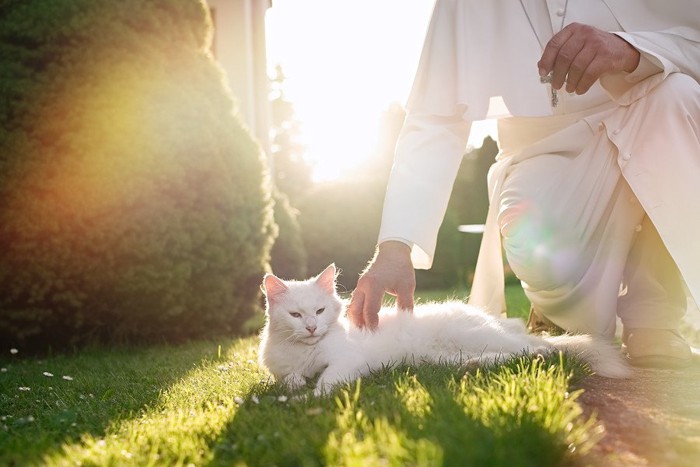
[
  {"left": 207, "top": 355, "right": 586, "bottom": 466},
  {"left": 357, "top": 364, "right": 573, "bottom": 467},
  {"left": 0, "top": 341, "right": 216, "bottom": 465},
  {"left": 205, "top": 379, "right": 340, "bottom": 466}
]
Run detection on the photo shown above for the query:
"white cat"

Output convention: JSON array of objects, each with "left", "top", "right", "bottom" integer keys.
[{"left": 258, "top": 264, "right": 630, "bottom": 395}]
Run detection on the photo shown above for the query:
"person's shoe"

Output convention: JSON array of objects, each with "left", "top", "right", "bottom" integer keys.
[
  {"left": 622, "top": 328, "right": 692, "bottom": 368},
  {"left": 526, "top": 305, "right": 565, "bottom": 335}
]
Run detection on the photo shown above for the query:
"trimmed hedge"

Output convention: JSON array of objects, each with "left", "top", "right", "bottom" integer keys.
[{"left": 0, "top": 0, "right": 275, "bottom": 349}]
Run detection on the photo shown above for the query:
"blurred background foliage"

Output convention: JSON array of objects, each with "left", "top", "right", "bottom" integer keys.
[
  {"left": 270, "top": 95, "right": 496, "bottom": 292},
  {"left": 0, "top": 0, "right": 497, "bottom": 351},
  {"left": 0, "top": 0, "right": 275, "bottom": 350}
]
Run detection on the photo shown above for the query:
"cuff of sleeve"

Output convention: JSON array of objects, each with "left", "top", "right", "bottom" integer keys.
[
  {"left": 625, "top": 53, "right": 664, "bottom": 83},
  {"left": 601, "top": 34, "right": 668, "bottom": 105}
]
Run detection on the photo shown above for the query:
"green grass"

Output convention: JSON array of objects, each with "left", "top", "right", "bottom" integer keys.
[{"left": 1, "top": 285, "right": 604, "bottom": 466}]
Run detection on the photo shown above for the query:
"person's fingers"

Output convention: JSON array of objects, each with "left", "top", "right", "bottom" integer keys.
[
  {"left": 362, "top": 287, "right": 383, "bottom": 331},
  {"left": 563, "top": 45, "right": 596, "bottom": 93},
  {"left": 347, "top": 291, "right": 366, "bottom": 328},
  {"left": 574, "top": 55, "right": 602, "bottom": 94},
  {"left": 541, "top": 24, "right": 641, "bottom": 97},
  {"left": 549, "top": 33, "right": 585, "bottom": 90},
  {"left": 394, "top": 276, "right": 416, "bottom": 312},
  {"left": 538, "top": 25, "right": 574, "bottom": 78},
  {"left": 396, "top": 289, "right": 414, "bottom": 312}
]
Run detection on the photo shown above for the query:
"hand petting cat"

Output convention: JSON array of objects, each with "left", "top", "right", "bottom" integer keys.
[{"left": 347, "top": 240, "right": 416, "bottom": 330}]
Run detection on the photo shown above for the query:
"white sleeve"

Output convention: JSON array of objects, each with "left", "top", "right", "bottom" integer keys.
[
  {"left": 601, "top": 29, "right": 700, "bottom": 104},
  {"left": 378, "top": 113, "right": 471, "bottom": 269}
]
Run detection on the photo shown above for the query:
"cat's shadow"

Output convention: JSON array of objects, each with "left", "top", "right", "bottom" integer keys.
[{"left": 204, "top": 357, "right": 572, "bottom": 466}]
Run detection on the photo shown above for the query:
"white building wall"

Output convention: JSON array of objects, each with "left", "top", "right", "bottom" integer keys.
[{"left": 206, "top": 0, "right": 272, "bottom": 155}]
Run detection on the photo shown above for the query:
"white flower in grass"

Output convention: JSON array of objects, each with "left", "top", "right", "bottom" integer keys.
[
  {"left": 121, "top": 450, "right": 133, "bottom": 459},
  {"left": 251, "top": 395, "right": 259, "bottom": 404},
  {"left": 10, "top": 349, "right": 18, "bottom": 355},
  {"left": 97, "top": 439, "right": 106, "bottom": 447},
  {"left": 1, "top": 368, "right": 7, "bottom": 372},
  {"left": 18, "top": 387, "right": 30, "bottom": 392},
  {"left": 27, "top": 416, "right": 35, "bottom": 422},
  {"left": 234, "top": 397, "right": 244, "bottom": 405},
  {"left": 277, "top": 395, "right": 288, "bottom": 403},
  {"left": 43, "top": 372, "right": 54, "bottom": 377},
  {"left": 62, "top": 375, "right": 73, "bottom": 381}
]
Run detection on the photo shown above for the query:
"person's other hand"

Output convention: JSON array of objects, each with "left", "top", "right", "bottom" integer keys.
[
  {"left": 347, "top": 241, "right": 415, "bottom": 330},
  {"left": 538, "top": 22, "right": 641, "bottom": 95}
]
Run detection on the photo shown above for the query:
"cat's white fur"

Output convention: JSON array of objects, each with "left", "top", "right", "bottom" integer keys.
[{"left": 259, "top": 264, "right": 631, "bottom": 395}]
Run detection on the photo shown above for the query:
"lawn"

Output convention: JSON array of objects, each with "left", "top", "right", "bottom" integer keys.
[{"left": 0, "top": 285, "right": 603, "bottom": 466}]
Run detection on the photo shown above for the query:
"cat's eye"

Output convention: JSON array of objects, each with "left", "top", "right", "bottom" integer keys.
[
  {"left": 316, "top": 308, "right": 325, "bottom": 315},
  {"left": 289, "top": 312, "right": 302, "bottom": 318}
]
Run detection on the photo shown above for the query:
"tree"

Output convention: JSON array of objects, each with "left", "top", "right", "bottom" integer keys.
[
  {"left": 266, "top": 65, "right": 310, "bottom": 279},
  {"left": 0, "top": 0, "right": 275, "bottom": 349},
  {"left": 269, "top": 64, "right": 314, "bottom": 204}
]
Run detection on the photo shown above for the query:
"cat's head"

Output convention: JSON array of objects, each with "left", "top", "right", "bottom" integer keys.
[{"left": 261, "top": 264, "right": 343, "bottom": 345}]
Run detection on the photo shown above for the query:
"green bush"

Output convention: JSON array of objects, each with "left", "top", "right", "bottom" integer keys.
[
  {"left": 270, "top": 190, "right": 307, "bottom": 280},
  {"left": 0, "top": 0, "right": 275, "bottom": 349}
]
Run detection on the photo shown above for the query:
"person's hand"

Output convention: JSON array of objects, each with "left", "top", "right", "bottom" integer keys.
[
  {"left": 538, "top": 22, "right": 641, "bottom": 95},
  {"left": 347, "top": 241, "right": 415, "bottom": 330}
]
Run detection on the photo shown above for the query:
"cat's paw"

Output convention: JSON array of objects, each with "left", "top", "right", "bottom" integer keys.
[{"left": 283, "top": 373, "right": 307, "bottom": 390}]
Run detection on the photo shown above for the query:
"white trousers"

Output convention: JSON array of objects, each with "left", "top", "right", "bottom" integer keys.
[{"left": 495, "top": 80, "right": 694, "bottom": 337}]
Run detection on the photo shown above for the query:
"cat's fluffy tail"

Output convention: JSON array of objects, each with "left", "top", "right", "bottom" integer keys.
[{"left": 543, "top": 334, "right": 632, "bottom": 378}]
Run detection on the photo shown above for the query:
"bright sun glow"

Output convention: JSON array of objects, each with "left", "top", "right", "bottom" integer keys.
[{"left": 266, "top": 0, "right": 497, "bottom": 181}]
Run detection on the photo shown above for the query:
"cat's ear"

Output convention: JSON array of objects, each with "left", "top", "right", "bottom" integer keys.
[
  {"left": 314, "top": 264, "right": 337, "bottom": 294},
  {"left": 262, "top": 274, "right": 289, "bottom": 307}
]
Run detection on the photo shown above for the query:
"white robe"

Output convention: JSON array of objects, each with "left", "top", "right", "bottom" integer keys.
[{"left": 378, "top": 0, "right": 700, "bottom": 316}]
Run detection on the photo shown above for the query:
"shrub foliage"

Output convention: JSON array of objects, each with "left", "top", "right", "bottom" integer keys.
[
  {"left": 270, "top": 190, "right": 307, "bottom": 280},
  {"left": 0, "top": 0, "right": 275, "bottom": 348}
]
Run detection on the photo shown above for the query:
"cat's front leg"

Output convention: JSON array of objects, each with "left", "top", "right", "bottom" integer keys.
[
  {"left": 314, "top": 375, "right": 342, "bottom": 397},
  {"left": 283, "top": 372, "right": 307, "bottom": 390},
  {"left": 313, "top": 364, "right": 361, "bottom": 397}
]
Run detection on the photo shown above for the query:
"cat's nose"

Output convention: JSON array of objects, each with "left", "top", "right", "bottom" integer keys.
[{"left": 306, "top": 325, "right": 317, "bottom": 335}]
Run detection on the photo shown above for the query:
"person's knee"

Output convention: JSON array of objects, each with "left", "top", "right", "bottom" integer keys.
[{"left": 499, "top": 204, "right": 583, "bottom": 291}]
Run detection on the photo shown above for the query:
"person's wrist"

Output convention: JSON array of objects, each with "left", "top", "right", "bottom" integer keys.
[
  {"left": 377, "top": 240, "right": 412, "bottom": 256},
  {"left": 621, "top": 41, "right": 641, "bottom": 73}
]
